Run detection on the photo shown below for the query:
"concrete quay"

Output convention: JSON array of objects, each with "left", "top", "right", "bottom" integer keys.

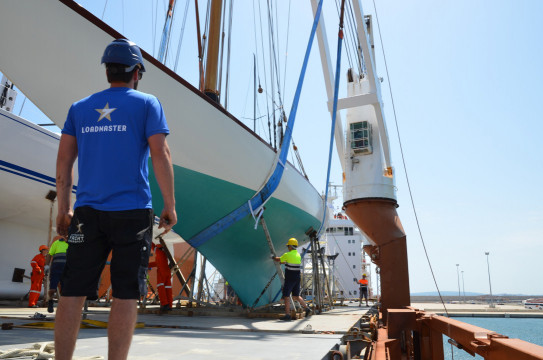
[{"left": 411, "top": 302, "right": 543, "bottom": 318}]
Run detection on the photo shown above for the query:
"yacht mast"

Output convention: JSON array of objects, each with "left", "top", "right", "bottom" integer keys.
[{"left": 203, "top": 0, "right": 223, "bottom": 102}]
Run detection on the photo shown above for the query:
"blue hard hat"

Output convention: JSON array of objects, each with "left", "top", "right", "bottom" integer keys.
[{"left": 101, "top": 39, "right": 146, "bottom": 72}]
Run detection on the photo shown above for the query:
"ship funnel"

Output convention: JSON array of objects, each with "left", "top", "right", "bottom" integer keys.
[{"left": 342, "top": 69, "right": 410, "bottom": 320}]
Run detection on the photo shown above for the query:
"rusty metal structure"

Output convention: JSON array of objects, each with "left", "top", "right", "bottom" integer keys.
[
  {"left": 364, "top": 308, "right": 543, "bottom": 360},
  {"left": 309, "top": 0, "right": 543, "bottom": 358}
]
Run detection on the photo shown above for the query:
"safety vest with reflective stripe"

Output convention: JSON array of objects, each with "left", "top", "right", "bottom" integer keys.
[
  {"left": 49, "top": 239, "right": 69, "bottom": 264},
  {"left": 280, "top": 249, "right": 301, "bottom": 272}
]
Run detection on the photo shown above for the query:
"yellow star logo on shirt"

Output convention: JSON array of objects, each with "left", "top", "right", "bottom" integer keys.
[{"left": 95, "top": 103, "right": 117, "bottom": 122}]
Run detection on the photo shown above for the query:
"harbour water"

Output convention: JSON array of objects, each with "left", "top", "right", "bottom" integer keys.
[{"left": 443, "top": 317, "right": 543, "bottom": 359}]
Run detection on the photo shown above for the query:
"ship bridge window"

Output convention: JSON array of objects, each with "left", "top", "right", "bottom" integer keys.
[
  {"left": 350, "top": 121, "right": 373, "bottom": 154},
  {"left": 344, "top": 227, "right": 354, "bottom": 236}
]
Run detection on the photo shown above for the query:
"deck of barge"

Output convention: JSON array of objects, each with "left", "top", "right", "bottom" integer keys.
[{"left": 0, "top": 302, "right": 371, "bottom": 359}]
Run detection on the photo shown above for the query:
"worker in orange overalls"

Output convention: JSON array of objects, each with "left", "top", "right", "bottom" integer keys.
[
  {"left": 29, "top": 245, "right": 49, "bottom": 307},
  {"left": 358, "top": 273, "right": 369, "bottom": 307},
  {"left": 149, "top": 242, "right": 173, "bottom": 312}
]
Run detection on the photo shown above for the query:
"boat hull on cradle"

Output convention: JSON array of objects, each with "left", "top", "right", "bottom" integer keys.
[
  {"left": 0, "top": 109, "right": 64, "bottom": 298},
  {"left": 0, "top": 0, "right": 324, "bottom": 307}
]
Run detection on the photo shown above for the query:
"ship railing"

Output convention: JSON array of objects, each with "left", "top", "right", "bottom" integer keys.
[{"left": 372, "top": 307, "right": 543, "bottom": 359}]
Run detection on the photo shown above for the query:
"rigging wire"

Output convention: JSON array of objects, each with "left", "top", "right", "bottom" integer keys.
[
  {"left": 273, "top": 0, "right": 282, "bottom": 104},
  {"left": 194, "top": 0, "right": 205, "bottom": 91},
  {"left": 333, "top": 0, "right": 354, "bottom": 71},
  {"left": 17, "top": 97, "right": 27, "bottom": 117},
  {"left": 217, "top": 0, "right": 228, "bottom": 103},
  {"left": 251, "top": 1, "right": 270, "bottom": 145},
  {"left": 370, "top": 0, "right": 449, "bottom": 317},
  {"left": 291, "top": 140, "right": 308, "bottom": 179},
  {"left": 162, "top": 0, "right": 178, "bottom": 64},
  {"left": 345, "top": 0, "right": 364, "bottom": 76},
  {"left": 152, "top": 0, "right": 157, "bottom": 56},
  {"left": 121, "top": 0, "right": 125, "bottom": 35},
  {"left": 201, "top": 0, "right": 212, "bottom": 75},
  {"left": 265, "top": 0, "right": 284, "bottom": 111},
  {"left": 265, "top": 1, "right": 277, "bottom": 149},
  {"left": 101, "top": 0, "right": 109, "bottom": 20},
  {"left": 281, "top": 0, "right": 292, "bottom": 102},
  {"left": 224, "top": 0, "right": 234, "bottom": 109},
  {"left": 173, "top": 0, "right": 191, "bottom": 72},
  {"left": 256, "top": 0, "right": 273, "bottom": 149}
]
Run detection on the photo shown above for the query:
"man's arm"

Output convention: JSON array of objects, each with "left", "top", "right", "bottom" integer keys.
[
  {"left": 271, "top": 255, "right": 286, "bottom": 264},
  {"left": 149, "top": 133, "right": 177, "bottom": 233},
  {"left": 56, "top": 134, "right": 78, "bottom": 237}
]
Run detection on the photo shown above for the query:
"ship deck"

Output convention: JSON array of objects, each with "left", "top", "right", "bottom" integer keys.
[{"left": 0, "top": 302, "right": 370, "bottom": 359}]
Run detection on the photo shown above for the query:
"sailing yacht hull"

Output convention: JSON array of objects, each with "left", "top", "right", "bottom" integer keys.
[
  {"left": 0, "top": 109, "right": 63, "bottom": 298},
  {"left": 0, "top": 0, "right": 323, "bottom": 307}
]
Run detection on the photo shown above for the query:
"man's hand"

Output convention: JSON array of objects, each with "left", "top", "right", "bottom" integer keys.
[
  {"left": 158, "top": 207, "right": 177, "bottom": 235},
  {"left": 56, "top": 210, "right": 73, "bottom": 237}
]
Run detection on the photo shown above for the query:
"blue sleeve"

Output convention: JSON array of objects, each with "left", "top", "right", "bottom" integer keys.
[
  {"left": 62, "top": 105, "right": 76, "bottom": 136},
  {"left": 145, "top": 96, "right": 169, "bottom": 139}
]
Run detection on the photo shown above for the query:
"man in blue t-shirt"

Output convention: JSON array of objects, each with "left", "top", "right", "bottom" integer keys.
[{"left": 55, "top": 39, "right": 177, "bottom": 360}]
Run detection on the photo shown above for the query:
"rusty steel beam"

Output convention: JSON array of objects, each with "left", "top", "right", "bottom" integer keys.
[
  {"left": 488, "top": 338, "right": 543, "bottom": 360},
  {"left": 372, "top": 328, "right": 401, "bottom": 360},
  {"left": 366, "top": 309, "right": 543, "bottom": 360},
  {"left": 417, "top": 312, "right": 543, "bottom": 359}
]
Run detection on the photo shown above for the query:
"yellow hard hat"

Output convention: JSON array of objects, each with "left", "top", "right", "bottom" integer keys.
[
  {"left": 287, "top": 238, "right": 298, "bottom": 247},
  {"left": 362, "top": 273, "right": 367, "bottom": 277}
]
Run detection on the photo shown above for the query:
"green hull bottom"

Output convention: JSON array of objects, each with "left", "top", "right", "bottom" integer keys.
[{"left": 150, "top": 164, "right": 321, "bottom": 308}]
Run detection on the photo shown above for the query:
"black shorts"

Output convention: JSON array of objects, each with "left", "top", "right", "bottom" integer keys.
[
  {"left": 282, "top": 271, "right": 301, "bottom": 298},
  {"left": 62, "top": 206, "right": 153, "bottom": 300},
  {"left": 360, "top": 287, "right": 368, "bottom": 298}
]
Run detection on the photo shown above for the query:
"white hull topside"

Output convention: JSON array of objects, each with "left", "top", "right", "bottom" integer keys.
[
  {"left": 0, "top": 110, "right": 66, "bottom": 298},
  {"left": 0, "top": 0, "right": 324, "bottom": 225}
]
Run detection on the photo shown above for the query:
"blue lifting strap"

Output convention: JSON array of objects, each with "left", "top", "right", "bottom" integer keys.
[
  {"left": 316, "top": 3, "right": 345, "bottom": 238},
  {"left": 188, "top": 0, "right": 324, "bottom": 248}
]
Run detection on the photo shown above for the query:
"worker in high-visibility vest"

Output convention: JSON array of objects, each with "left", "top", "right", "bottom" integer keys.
[
  {"left": 47, "top": 235, "right": 68, "bottom": 313},
  {"left": 358, "top": 274, "right": 369, "bottom": 307},
  {"left": 149, "top": 242, "right": 173, "bottom": 312},
  {"left": 272, "top": 238, "right": 312, "bottom": 321},
  {"left": 29, "top": 245, "right": 49, "bottom": 307}
]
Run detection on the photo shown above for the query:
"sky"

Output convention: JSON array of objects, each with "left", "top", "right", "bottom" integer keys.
[{"left": 4, "top": 0, "right": 543, "bottom": 296}]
